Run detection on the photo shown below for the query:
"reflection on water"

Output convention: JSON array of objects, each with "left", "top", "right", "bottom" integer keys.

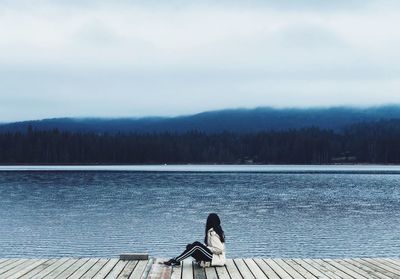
[{"left": 0, "top": 170, "right": 400, "bottom": 258}]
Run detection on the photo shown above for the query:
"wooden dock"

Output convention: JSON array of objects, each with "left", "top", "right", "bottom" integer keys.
[{"left": 1, "top": 257, "right": 400, "bottom": 278}]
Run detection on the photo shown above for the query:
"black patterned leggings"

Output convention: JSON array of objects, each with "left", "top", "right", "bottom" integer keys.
[{"left": 174, "top": 241, "right": 213, "bottom": 262}]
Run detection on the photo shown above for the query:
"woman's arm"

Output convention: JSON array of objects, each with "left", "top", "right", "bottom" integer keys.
[{"left": 207, "top": 232, "right": 224, "bottom": 254}]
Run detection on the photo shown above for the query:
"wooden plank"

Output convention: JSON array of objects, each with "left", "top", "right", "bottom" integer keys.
[
  {"left": 181, "top": 259, "right": 194, "bottom": 279},
  {"left": 0, "top": 259, "right": 14, "bottom": 270},
  {"left": 80, "top": 258, "right": 109, "bottom": 279},
  {"left": 18, "top": 258, "right": 58, "bottom": 279},
  {"left": 351, "top": 258, "right": 398, "bottom": 279},
  {"left": 24, "top": 258, "right": 71, "bottom": 279},
  {"left": 0, "top": 259, "right": 34, "bottom": 279},
  {"left": 336, "top": 259, "right": 388, "bottom": 279},
  {"left": 0, "top": 260, "right": 10, "bottom": 267},
  {"left": 170, "top": 263, "right": 182, "bottom": 279},
  {"left": 129, "top": 259, "right": 150, "bottom": 279},
  {"left": 193, "top": 262, "right": 206, "bottom": 279},
  {"left": 243, "top": 259, "right": 267, "bottom": 279},
  {"left": 351, "top": 258, "right": 393, "bottom": 279},
  {"left": 215, "top": 265, "right": 230, "bottom": 279},
  {"left": 234, "top": 259, "right": 254, "bottom": 279},
  {"left": 105, "top": 260, "right": 129, "bottom": 279},
  {"left": 117, "top": 261, "right": 138, "bottom": 279},
  {"left": 68, "top": 258, "right": 100, "bottom": 279},
  {"left": 204, "top": 267, "right": 218, "bottom": 279},
  {"left": 50, "top": 258, "right": 90, "bottom": 279},
  {"left": 42, "top": 258, "right": 79, "bottom": 279},
  {"left": 303, "top": 259, "right": 341, "bottom": 279},
  {"left": 378, "top": 258, "right": 400, "bottom": 271},
  {"left": 273, "top": 259, "right": 304, "bottom": 279},
  {"left": 253, "top": 258, "right": 280, "bottom": 279},
  {"left": 225, "top": 259, "right": 242, "bottom": 279},
  {"left": 283, "top": 259, "right": 319, "bottom": 279},
  {"left": 92, "top": 258, "right": 119, "bottom": 279},
  {"left": 263, "top": 259, "right": 292, "bottom": 279},
  {"left": 383, "top": 258, "right": 400, "bottom": 266},
  {"left": 374, "top": 258, "right": 400, "bottom": 271},
  {"left": 361, "top": 258, "right": 400, "bottom": 276},
  {"left": 323, "top": 259, "right": 368, "bottom": 279},
  {"left": 0, "top": 259, "right": 28, "bottom": 276},
  {"left": 314, "top": 259, "right": 356, "bottom": 279},
  {"left": 146, "top": 258, "right": 172, "bottom": 279},
  {"left": 357, "top": 258, "right": 400, "bottom": 277},
  {"left": 2, "top": 259, "right": 49, "bottom": 279},
  {"left": 389, "top": 258, "right": 400, "bottom": 267},
  {"left": 292, "top": 259, "right": 333, "bottom": 279},
  {"left": 0, "top": 259, "right": 37, "bottom": 279},
  {"left": 0, "top": 259, "right": 25, "bottom": 273},
  {"left": 313, "top": 259, "right": 353, "bottom": 279}
]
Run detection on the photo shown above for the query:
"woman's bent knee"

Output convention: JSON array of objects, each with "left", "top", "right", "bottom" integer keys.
[{"left": 186, "top": 241, "right": 200, "bottom": 250}]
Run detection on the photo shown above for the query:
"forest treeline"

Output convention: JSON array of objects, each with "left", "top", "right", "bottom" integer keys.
[{"left": 0, "top": 119, "right": 400, "bottom": 164}]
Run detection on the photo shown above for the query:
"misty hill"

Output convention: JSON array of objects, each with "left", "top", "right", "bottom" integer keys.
[{"left": 2, "top": 105, "right": 400, "bottom": 134}]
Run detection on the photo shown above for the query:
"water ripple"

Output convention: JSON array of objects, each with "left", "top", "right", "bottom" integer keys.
[{"left": 0, "top": 171, "right": 400, "bottom": 258}]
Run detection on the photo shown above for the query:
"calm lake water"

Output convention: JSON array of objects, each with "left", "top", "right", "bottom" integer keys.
[{"left": 0, "top": 165, "right": 400, "bottom": 258}]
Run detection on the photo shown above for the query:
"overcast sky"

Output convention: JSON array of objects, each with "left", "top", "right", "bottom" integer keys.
[{"left": 1, "top": 0, "right": 400, "bottom": 122}]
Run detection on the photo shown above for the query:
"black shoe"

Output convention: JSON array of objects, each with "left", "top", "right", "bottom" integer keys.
[{"left": 163, "top": 259, "right": 181, "bottom": 266}]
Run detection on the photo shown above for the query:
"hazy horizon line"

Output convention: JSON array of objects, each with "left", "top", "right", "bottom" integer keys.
[{"left": 2, "top": 103, "right": 400, "bottom": 124}]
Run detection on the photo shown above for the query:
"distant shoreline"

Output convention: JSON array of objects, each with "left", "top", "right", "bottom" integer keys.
[
  {"left": 1, "top": 164, "right": 400, "bottom": 174},
  {"left": 0, "top": 163, "right": 398, "bottom": 166}
]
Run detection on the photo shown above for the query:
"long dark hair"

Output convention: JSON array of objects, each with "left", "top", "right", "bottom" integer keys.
[{"left": 204, "top": 213, "right": 225, "bottom": 243}]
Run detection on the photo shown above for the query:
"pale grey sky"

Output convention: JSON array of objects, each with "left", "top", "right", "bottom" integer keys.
[{"left": 1, "top": 0, "right": 400, "bottom": 122}]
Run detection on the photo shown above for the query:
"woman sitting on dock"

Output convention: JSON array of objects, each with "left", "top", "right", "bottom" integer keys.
[{"left": 163, "top": 213, "right": 226, "bottom": 267}]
